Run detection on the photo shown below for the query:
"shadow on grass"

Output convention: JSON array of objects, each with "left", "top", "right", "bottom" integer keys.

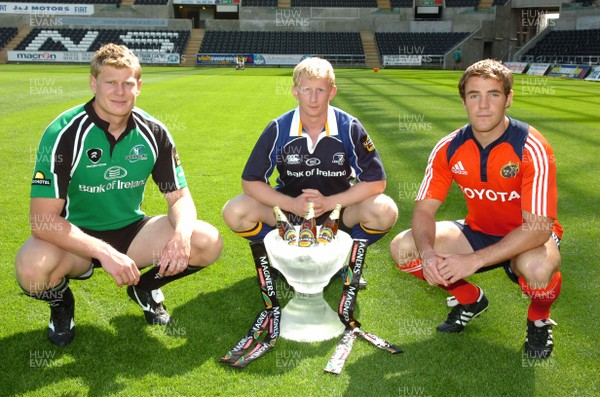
[
  {"left": 343, "top": 331, "right": 541, "bottom": 397},
  {"left": 1, "top": 277, "right": 282, "bottom": 396}
]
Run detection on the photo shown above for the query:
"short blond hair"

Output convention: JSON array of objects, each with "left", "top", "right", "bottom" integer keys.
[
  {"left": 90, "top": 44, "right": 141, "bottom": 79},
  {"left": 458, "top": 59, "right": 513, "bottom": 100},
  {"left": 293, "top": 57, "right": 336, "bottom": 88}
]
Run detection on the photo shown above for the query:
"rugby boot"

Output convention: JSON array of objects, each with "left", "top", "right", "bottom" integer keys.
[
  {"left": 127, "top": 285, "right": 172, "bottom": 326},
  {"left": 525, "top": 318, "right": 556, "bottom": 359},
  {"left": 437, "top": 288, "right": 489, "bottom": 333},
  {"left": 48, "top": 286, "right": 75, "bottom": 346}
]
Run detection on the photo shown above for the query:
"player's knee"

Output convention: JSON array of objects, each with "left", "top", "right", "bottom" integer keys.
[
  {"left": 222, "top": 198, "right": 247, "bottom": 230},
  {"left": 389, "top": 229, "right": 418, "bottom": 265},
  {"left": 519, "top": 260, "right": 558, "bottom": 287},
  {"left": 191, "top": 222, "right": 223, "bottom": 267},
  {"left": 371, "top": 195, "right": 399, "bottom": 230},
  {"left": 15, "top": 249, "right": 53, "bottom": 292}
]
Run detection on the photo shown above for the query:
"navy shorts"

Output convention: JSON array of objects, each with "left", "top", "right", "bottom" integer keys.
[
  {"left": 72, "top": 216, "right": 153, "bottom": 279},
  {"left": 451, "top": 221, "right": 560, "bottom": 284}
]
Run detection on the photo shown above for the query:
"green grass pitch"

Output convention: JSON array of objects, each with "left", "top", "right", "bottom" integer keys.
[{"left": 0, "top": 64, "right": 598, "bottom": 397}]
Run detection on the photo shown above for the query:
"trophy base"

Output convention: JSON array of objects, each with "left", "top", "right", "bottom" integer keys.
[{"left": 280, "top": 291, "right": 345, "bottom": 343}]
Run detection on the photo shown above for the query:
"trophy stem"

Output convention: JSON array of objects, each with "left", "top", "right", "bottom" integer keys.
[{"left": 280, "top": 290, "right": 345, "bottom": 342}]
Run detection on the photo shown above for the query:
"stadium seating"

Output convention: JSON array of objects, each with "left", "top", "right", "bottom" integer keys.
[
  {"left": 376, "top": 32, "right": 469, "bottom": 56},
  {"left": 444, "top": 0, "right": 478, "bottom": 7},
  {"left": 241, "top": 0, "right": 278, "bottom": 6},
  {"left": 200, "top": 30, "right": 364, "bottom": 55},
  {"left": 15, "top": 28, "right": 190, "bottom": 55},
  {"left": 134, "top": 0, "right": 169, "bottom": 5},
  {"left": 0, "top": 27, "right": 18, "bottom": 51},
  {"left": 391, "top": 0, "right": 413, "bottom": 7},
  {"left": 524, "top": 29, "right": 600, "bottom": 60},
  {"left": 290, "top": 0, "right": 378, "bottom": 7},
  {"left": 1, "top": 0, "right": 120, "bottom": 4}
]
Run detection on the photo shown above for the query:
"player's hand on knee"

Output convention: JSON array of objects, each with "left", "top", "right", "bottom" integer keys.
[
  {"left": 101, "top": 251, "right": 140, "bottom": 287},
  {"left": 157, "top": 233, "right": 191, "bottom": 277}
]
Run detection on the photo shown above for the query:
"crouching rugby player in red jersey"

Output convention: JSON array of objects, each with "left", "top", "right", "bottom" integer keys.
[{"left": 390, "top": 59, "right": 562, "bottom": 359}]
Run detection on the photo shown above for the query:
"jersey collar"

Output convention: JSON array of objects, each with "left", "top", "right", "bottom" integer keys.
[
  {"left": 289, "top": 105, "right": 339, "bottom": 138},
  {"left": 85, "top": 98, "right": 136, "bottom": 143}
]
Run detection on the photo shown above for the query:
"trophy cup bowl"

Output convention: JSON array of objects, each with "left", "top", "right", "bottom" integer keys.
[{"left": 264, "top": 229, "right": 353, "bottom": 342}]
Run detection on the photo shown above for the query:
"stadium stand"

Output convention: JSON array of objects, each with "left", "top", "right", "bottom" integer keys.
[
  {"left": 445, "top": 0, "right": 509, "bottom": 6},
  {"left": 242, "top": 0, "right": 278, "bottom": 6},
  {"left": 444, "top": 0, "right": 478, "bottom": 7},
  {"left": 0, "top": 28, "right": 18, "bottom": 51},
  {"left": 391, "top": 0, "right": 413, "bottom": 7},
  {"left": 200, "top": 30, "right": 364, "bottom": 56},
  {"left": 134, "top": 0, "right": 168, "bottom": 4},
  {"left": 290, "top": 0, "right": 378, "bottom": 7},
  {"left": 1, "top": 0, "right": 120, "bottom": 4},
  {"left": 16, "top": 29, "right": 190, "bottom": 55},
  {"left": 376, "top": 32, "right": 470, "bottom": 56},
  {"left": 523, "top": 29, "right": 600, "bottom": 61}
]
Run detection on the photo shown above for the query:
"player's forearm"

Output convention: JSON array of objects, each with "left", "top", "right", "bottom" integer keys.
[
  {"left": 326, "top": 180, "right": 386, "bottom": 209},
  {"left": 242, "top": 180, "right": 295, "bottom": 211},
  {"left": 411, "top": 207, "right": 437, "bottom": 259},
  {"left": 411, "top": 199, "right": 443, "bottom": 259},
  {"left": 166, "top": 188, "right": 197, "bottom": 240},
  {"left": 472, "top": 217, "right": 553, "bottom": 270},
  {"left": 30, "top": 214, "right": 117, "bottom": 263}
]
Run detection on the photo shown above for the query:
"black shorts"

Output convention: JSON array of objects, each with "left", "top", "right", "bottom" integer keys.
[
  {"left": 74, "top": 217, "right": 153, "bottom": 278},
  {"left": 451, "top": 220, "right": 561, "bottom": 284}
]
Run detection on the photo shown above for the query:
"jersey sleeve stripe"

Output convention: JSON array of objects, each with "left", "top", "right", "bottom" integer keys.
[
  {"left": 264, "top": 122, "right": 280, "bottom": 183},
  {"left": 51, "top": 110, "right": 87, "bottom": 197},
  {"left": 133, "top": 113, "right": 159, "bottom": 159},
  {"left": 416, "top": 132, "right": 456, "bottom": 200},
  {"left": 524, "top": 134, "right": 549, "bottom": 216},
  {"left": 70, "top": 121, "right": 93, "bottom": 178}
]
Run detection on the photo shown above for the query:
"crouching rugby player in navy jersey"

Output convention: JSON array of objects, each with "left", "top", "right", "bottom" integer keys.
[
  {"left": 15, "top": 44, "right": 222, "bottom": 346},
  {"left": 390, "top": 59, "right": 562, "bottom": 359},
  {"left": 223, "top": 57, "right": 398, "bottom": 287}
]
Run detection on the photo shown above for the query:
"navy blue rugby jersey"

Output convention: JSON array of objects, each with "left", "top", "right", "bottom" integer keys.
[{"left": 242, "top": 106, "right": 386, "bottom": 197}]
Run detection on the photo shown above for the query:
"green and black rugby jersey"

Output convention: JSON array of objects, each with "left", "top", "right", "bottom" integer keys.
[{"left": 31, "top": 99, "right": 187, "bottom": 231}]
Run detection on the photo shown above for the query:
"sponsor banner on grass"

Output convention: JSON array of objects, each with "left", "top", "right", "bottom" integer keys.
[
  {"left": 584, "top": 66, "right": 600, "bottom": 81},
  {"left": 0, "top": 3, "right": 93, "bottom": 15},
  {"left": 526, "top": 63, "right": 551, "bottom": 76},
  {"left": 8, "top": 50, "right": 179, "bottom": 64},
  {"left": 505, "top": 62, "right": 528, "bottom": 74},
  {"left": 547, "top": 64, "right": 590, "bottom": 79}
]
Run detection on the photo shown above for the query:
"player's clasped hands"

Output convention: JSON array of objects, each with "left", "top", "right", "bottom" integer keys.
[
  {"left": 300, "top": 189, "right": 332, "bottom": 217},
  {"left": 421, "top": 252, "right": 448, "bottom": 287},
  {"left": 437, "top": 253, "right": 479, "bottom": 285}
]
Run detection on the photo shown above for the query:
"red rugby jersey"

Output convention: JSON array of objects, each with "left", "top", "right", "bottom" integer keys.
[{"left": 417, "top": 118, "right": 562, "bottom": 238}]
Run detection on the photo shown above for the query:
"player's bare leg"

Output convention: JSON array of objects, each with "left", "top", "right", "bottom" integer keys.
[
  {"left": 222, "top": 194, "right": 276, "bottom": 242},
  {"left": 511, "top": 237, "right": 561, "bottom": 358},
  {"left": 391, "top": 221, "right": 488, "bottom": 332},
  {"left": 126, "top": 215, "right": 223, "bottom": 326},
  {"left": 15, "top": 239, "right": 92, "bottom": 346}
]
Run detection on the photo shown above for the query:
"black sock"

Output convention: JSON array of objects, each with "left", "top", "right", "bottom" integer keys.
[
  {"left": 21, "top": 277, "right": 71, "bottom": 306},
  {"left": 136, "top": 266, "right": 203, "bottom": 291}
]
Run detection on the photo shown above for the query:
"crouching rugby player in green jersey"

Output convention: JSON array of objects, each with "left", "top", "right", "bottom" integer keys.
[{"left": 15, "top": 44, "right": 223, "bottom": 346}]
